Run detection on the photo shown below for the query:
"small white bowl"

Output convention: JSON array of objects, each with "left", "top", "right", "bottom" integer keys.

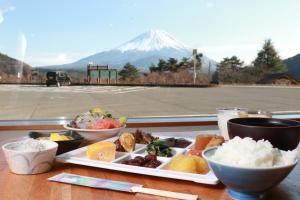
[
  {"left": 63, "top": 124, "right": 125, "bottom": 143},
  {"left": 2, "top": 140, "right": 58, "bottom": 174}
]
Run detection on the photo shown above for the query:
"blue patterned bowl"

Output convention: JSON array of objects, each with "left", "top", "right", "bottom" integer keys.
[{"left": 202, "top": 147, "right": 298, "bottom": 200}]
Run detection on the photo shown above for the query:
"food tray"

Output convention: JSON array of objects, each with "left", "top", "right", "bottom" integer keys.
[{"left": 56, "top": 133, "right": 219, "bottom": 185}]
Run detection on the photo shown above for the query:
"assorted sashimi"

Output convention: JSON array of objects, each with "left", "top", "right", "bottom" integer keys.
[
  {"left": 90, "top": 118, "right": 122, "bottom": 129},
  {"left": 69, "top": 107, "right": 126, "bottom": 129}
]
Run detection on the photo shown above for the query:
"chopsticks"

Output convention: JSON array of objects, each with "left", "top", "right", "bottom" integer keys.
[{"left": 131, "top": 186, "right": 199, "bottom": 200}]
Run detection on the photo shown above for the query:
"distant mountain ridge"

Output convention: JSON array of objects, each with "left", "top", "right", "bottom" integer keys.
[
  {"left": 0, "top": 53, "right": 32, "bottom": 76},
  {"left": 41, "top": 29, "right": 216, "bottom": 73},
  {"left": 284, "top": 54, "right": 300, "bottom": 80}
]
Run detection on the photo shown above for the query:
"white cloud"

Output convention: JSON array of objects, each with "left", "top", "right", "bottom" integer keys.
[
  {"left": 57, "top": 53, "right": 69, "bottom": 62},
  {"left": 0, "top": 12, "right": 3, "bottom": 24},
  {"left": 25, "top": 53, "right": 71, "bottom": 66},
  {"left": 24, "top": 52, "right": 93, "bottom": 67},
  {"left": 198, "top": 43, "right": 260, "bottom": 64},
  {"left": 199, "top": 44, "right": 259, "bottom": 53},
  {"left": 8, "top": 6, "right": 16, "bottom": 12},
  {"left": 0, "top": 5, "right": 16, "bottom": 25},
  {"left": 206, "top": 2, "right": 215, "bottom": 8}
]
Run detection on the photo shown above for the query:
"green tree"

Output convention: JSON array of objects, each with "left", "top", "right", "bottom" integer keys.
[
  {"left": 253, "top": 39, "right": 287, "bottom": 74},
  {"left": 219, "top": 56, "right": 244, "bottom": 70},
  {"left": 167, "top": 58, "right": 178, "bottom": 72},
  {"left": 119, "top": 62, "right": 139, "bottom": 81},
  {"left": 157, "top": 59, "right": 168, "bottom": 71},
  {"left": 217, "top": 56, "right": 244, "bottom": 83},
  {"left": 195, "top": 53, "right": 203, "bottom": 71},
  {"left": 178, "top": 57, "right": 190, "bottom": 69},
  {"left": 149, "top": 63, "right": 158, "bottom": 72}
]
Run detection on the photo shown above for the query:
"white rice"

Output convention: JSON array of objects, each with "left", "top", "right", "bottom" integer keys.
[
  {"left": 6, "top": 139, "right": 46, "bottom": 152},
  {"left": 211, "top": 137, "right": 298, "bottom": 168}
]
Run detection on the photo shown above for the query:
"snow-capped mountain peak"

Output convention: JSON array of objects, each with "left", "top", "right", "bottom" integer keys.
[
  {"left": 42, "top": 29, "right": 216, "bottom": 73},
  {"left": 116, "top": 29, "right": 188, "bottom": 52}
]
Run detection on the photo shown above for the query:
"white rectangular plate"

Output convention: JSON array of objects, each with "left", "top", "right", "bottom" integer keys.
[{"left": 56, "top": 131, "right": 219, "bottom": 185}]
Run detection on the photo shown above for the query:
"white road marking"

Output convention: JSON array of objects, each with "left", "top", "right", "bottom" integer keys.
[{"left": 0, "top": 84, "right": 156, "bottom": 94}]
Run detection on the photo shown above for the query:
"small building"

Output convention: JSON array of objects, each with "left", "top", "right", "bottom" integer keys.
[
  {"left": 257, "top": 73, "right": 299, "bottom": 85},
  {"left": 87, "top": 64, "right": 118, "bottom": 84}
]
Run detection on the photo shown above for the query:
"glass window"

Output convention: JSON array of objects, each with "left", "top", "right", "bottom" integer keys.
[{"left": 0, "top": 1, "right": 300, "bottom": 120}]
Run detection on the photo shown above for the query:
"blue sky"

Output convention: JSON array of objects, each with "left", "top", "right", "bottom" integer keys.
[{"left": 0, "top": 0, "right": 300, "bottom": 66}]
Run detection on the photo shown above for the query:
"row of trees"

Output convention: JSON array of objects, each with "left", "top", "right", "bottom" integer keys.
[
  {"left": 149, "top": 53, "right": 202, "bottom": 73},
  {"left": 118, "top": 53, "right": 205, "bottom": 84},
  {"left": 118, "top": 39, "right": 288, "bottom": 85},
  {"left": 216, "top": 39, "right": 287, "bottom": 84}
]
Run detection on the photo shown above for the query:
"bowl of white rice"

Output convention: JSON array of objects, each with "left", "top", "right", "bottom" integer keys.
[
  {"left": 2, "top": 139, "right": 58, "bottom": 174},
  {"left": 202, "top": 137, "right": 298, "bottom": 200}
]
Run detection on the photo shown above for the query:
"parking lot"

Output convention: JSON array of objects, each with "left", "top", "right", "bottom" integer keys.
[{"left": 0, "top": 84, "right": 300, "bottom": 120}]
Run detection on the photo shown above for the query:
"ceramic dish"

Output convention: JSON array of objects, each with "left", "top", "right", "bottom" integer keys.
[
  {"left": 29, "top": 130, "right": 84, "bottom": 155},
  {"left": 202, "top": 147, "right": 298, "bottom": 200},
  {"left": 2, "top": 140, "right": 58, "bottom": 174},
  {"left": 63, "top": 124, "right": 125, "bottom": 143},
  {"left": 227, "top": 117, "right": 300, "bottom": 150},
  {"left": 56, "top": 134, "right": 218, "bottom": 185}
]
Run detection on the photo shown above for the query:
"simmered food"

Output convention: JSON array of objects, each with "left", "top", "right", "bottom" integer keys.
[
  {"left": 122, "top": 155, "right": 161, "bottom": 168},
  {"left": 186, "top": 149, "right": 202, "bottom": 157},
  {"left": 205, "top": 136, "right": 225, "bottom": 149},
  {"left": 133, "top": 129, "right": 157, "bottom": 144},
  {"left": 86, "top": 141, "right": 116, "bottom": 162},
  {"left": 168, "top": 155, "right": 209, "bottom": 174},
  {"left": 187, "top": 135, "right": 224, "bottom": 157},
  {"left": 164, "top": 138, "right": 192, "bottom": 148},
  {"left": 195, "top": 135, "right": 225, "bottom": 150},
  {"left": 114, "top": 139, "right": 126, "bottom": 152},
  {"left": 114, "top": 132, "right": 135, "bottom": 152},
  {"left": 146, "top": 139, "right": 173, "bottom": 157}
]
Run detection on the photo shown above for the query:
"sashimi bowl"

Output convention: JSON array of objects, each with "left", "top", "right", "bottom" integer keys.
[
  {"left": 65, "top": 107, "right": 127, "bottom": 143},
  {"left": 64, "top": 124, "right": 125, "bottom": 143}
]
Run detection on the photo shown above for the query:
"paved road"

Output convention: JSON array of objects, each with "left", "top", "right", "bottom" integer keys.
[{"left": 0, "top": 84, "right": 300, "bottom": 120}]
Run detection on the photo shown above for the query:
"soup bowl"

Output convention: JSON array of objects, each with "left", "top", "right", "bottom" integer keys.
[{"left": 227, "top": 118, "right": 300, "bottom": 150}]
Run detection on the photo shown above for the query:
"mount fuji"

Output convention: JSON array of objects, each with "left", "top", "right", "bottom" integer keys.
[{"left": 42, "top": 29, "right": 216, "bottom": 73}]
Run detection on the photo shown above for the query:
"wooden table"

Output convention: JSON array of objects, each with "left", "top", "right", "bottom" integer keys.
[{"left": 0, "top": 131, "right": 299, "bottom": 200}]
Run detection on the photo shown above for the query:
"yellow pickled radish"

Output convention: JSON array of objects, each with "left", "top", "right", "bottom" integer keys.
[
  {"left": 49, "top": 133, "right": 73, "bottom": 141},
  {"left": 86, "top": 141, "right": 116, "bottom": 162},
  {"left": 50, "top": 133, "right": 67, "bottom": 141},
  {"left": 119, "top": 132, "right": 135, "bottom": 152}
]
